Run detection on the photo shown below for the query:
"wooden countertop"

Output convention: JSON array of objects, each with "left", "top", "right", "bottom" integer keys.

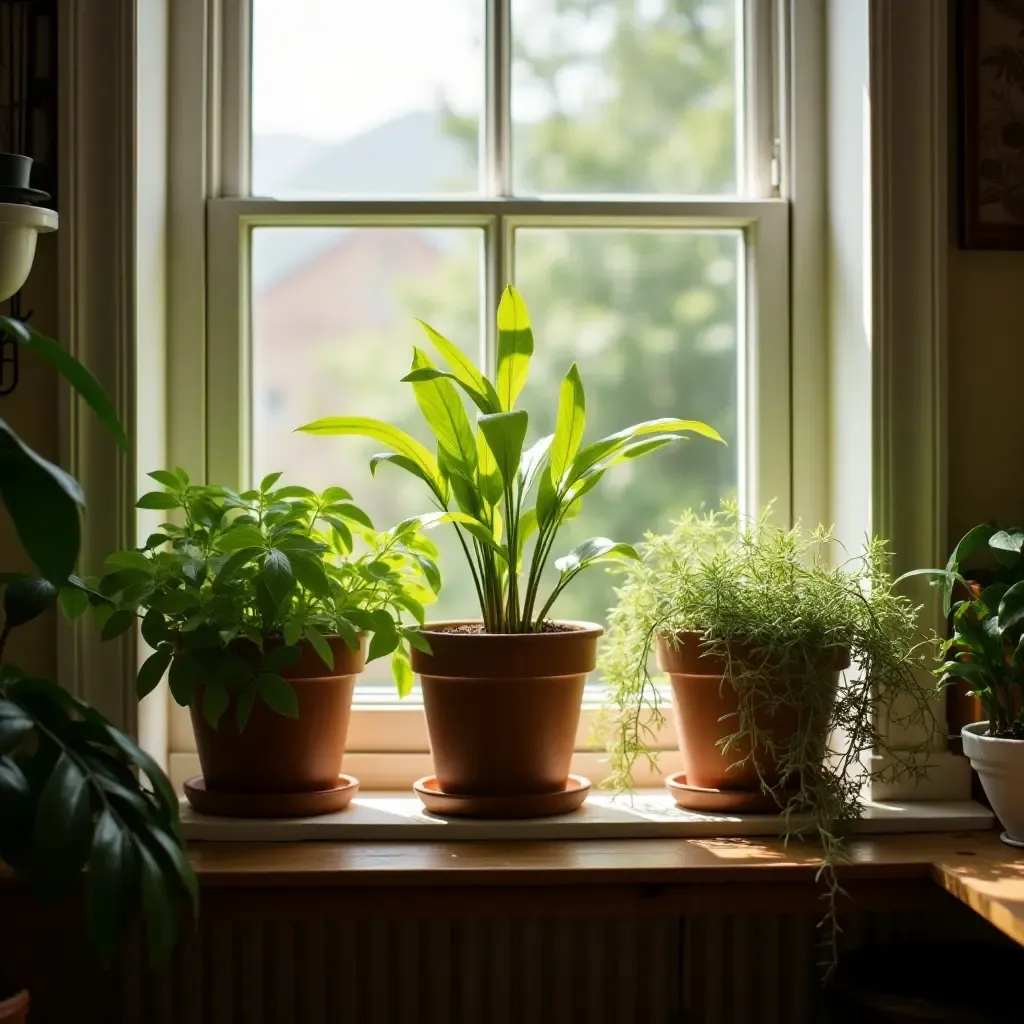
[{"left": 186, "top": 830, "right": 1024, "bottom": 942}]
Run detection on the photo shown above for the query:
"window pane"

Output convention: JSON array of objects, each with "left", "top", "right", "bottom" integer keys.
[
  {"left": 512, "top": 0, "right": 740, "bottom": 195},
  {"left": 251, "top": 0, "right": 483, "bottom": 197},
  {"left": 514, "top": 228, "right": 741, "bottom": 626},
  {"left": 251, "top": 227, "right": 484, "bottom": 685}
]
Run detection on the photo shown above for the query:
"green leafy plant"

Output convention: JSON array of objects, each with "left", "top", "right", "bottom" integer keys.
[
  {"left": 903, "top": 523, "right": 1024, "bottom": 738},
  {"left": 92, "top": 471, "right": 440, "bottom": 725},
  {"left": 600, "top": 504, "right": 935, "bottom": 961},
  {"left": 298, "top": 286, "right": 722, "bottom": 633},
  {"left": 0, "top": 315, "right": 195, "bottom": 966}
]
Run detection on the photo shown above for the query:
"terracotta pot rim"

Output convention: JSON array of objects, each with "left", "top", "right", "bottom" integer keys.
[
  {"left": 171, "top": 629, "right": 369, "bottom": 643},
  {"left": 411, "top": 621, "right": 602, "bottom": 683},
  {"left": 416, "top": 619, "right": 604, "bottom": 638},
  {"left": 0, "top": 991, "right": 28, "bottom": 1014},
  {"left": 657, "top": 629, "right": 850, "bottom": 673}
]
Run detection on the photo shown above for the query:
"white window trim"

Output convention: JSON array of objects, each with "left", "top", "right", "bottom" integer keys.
[
  {"left": 170, "top": 0, "right": 791, "bottom": 790},
  {"left": 56, "top": 0, "right": 966, "bottom": 802}
]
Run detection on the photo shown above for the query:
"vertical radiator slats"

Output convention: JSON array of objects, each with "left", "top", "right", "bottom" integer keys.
[{"left": 111, "top": 902, "right": 995, "bottom": 1024}]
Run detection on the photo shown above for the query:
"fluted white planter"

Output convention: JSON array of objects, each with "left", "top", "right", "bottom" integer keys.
[
  {"left": 0, "top": 203, "right": 57, "bottom": 302},
  {"left": 962, "top": 722, "right": 1024, "bottom": 847}
]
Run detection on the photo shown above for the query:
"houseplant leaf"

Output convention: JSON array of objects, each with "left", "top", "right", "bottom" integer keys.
[
  {"left": 413, "top": 320, "right": 501, "bottom": 413},
  {"left": 549, "top": 363, "right": 586, "bottom": 488},
  {"left": 495, "top": 285, "right": 534, "bottom": 410},
  {"left": 479, "top": 410, "right": 529, "bottom": 489},
  {"left": 0, "top": 419, "right": 83, "bottom": 582},
  {"left": 257, "top": 672, "right": 298, "bottom": 717},
  {"left": 3, "top": 576, "right": 58, "bottom": 627},
  {"left": 297, "top": 417, "right": 444, "bottom": 498},
  {"left": 0, "top": 316, "right": 129, "bottom": 451},
  {"left": 407, "top": 347, "right": 478, "bottom": 475}
]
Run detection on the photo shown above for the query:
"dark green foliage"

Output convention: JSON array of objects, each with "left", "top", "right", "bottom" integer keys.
[
  {"left": 93, "top": 473, "right": 440, "bottom": 705},
  {"left": 0, "top": 313, "right": 195, "bottom": 966},
  {"left": 910, "top": 523, "right": 1024, "bottom": 738}
]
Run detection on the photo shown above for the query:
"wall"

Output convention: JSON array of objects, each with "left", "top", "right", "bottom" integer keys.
[
  {"left": 2, "top": 236, "right": 58, "bottom": 679},
  {"left": 947, "top": 247, "right": 1024, "bottom": 542}
]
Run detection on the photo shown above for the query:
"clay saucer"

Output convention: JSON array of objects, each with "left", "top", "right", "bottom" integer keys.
[
  {"left": 184, "top": 774, "right": 359, "bottom": 818},
  {"left": 665, "top": 771, "right": 787, "bottom": 814},
  {"left": 413, "top": 775, "right": 591, "bottom": 819}
]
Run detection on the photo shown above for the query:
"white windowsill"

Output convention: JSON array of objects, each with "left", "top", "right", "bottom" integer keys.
[{"left": 180, "top": 792, "right": 993, "bottom": 842}]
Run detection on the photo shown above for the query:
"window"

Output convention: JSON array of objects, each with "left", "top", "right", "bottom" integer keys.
[{"left": 168, "top": 0, "right": 790, "bottom": 791}]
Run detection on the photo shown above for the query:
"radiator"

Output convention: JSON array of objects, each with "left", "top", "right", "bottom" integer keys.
[
  {"left": 118, "top": 917, "right": 683, "bottom": 1024},
  {"left": 111, "top": 907, "right": 996, "bottom": 1024}
]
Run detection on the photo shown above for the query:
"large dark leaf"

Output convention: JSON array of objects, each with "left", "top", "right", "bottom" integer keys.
[
  {"left": 3, "top": 576, "right": 57, "bottom": 628},
  {"left": 0, "top": 754, "right": 32, "bottom": 866},
  {"left": 0, "top": 316, "right": 129, "bottom": 451},
  {"left": 0, "top": 419, "right": 83, "bottom": 582},
  {"left": 137, "top": 837, "right": 179, "bottom": 965},
  {"left": 0, "top": 699, "right": 33, "bottom": 753},
  {"left": 33, "top": 751, "right": 94, "bottom": 891},
  {"left": 86, "top": 808, "right": 139, "bottom": 964},
  {"left": 100, "top": 723, "right": 179, "bottom": 828}
]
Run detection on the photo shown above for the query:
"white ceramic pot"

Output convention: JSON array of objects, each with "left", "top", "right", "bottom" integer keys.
[{"left": 962, "top": 721, "right": 1024, "bottom": 845}]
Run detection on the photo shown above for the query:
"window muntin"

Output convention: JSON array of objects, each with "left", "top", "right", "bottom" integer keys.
[{"left": 183, "top": 0, "right": 787, "bottom": 786}]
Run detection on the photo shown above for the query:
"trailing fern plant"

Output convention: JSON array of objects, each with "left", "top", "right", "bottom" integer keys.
[{"left": 600, "top": 504, "right": 936, "bottom": 962}]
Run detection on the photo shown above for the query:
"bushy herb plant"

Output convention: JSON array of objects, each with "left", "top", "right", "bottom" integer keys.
[
  {"left": 93, "top": 471, "right": 440, "bottom": 731},
  {"left": 600, "top": 504, "right": 935, "bottom": 961},
  {"left": 0, "top": 315, "right": 195, "bottom": 966},
  {"left": 298, "top": 286, "right": 722, "bottom": 633}
]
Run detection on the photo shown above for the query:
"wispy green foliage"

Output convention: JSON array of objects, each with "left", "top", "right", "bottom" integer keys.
[{"left": 600, "top": 503, "right": 936, "bottom": 967}]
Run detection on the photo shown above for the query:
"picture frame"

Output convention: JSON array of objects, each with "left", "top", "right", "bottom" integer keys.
[{"left": 958, "top": 0, "right": 1024, "bottom": 249}]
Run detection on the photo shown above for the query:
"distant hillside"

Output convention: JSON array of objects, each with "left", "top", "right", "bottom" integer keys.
[{"left": 252, "top": 110, "right": 474, "bottom": 290}]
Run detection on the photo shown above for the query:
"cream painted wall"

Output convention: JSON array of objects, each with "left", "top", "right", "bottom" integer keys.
[
  {"left": 1, "top": 234, "right": 58, "bottom": 678},
  {"left": 947, "top": 247, "right": 1024, "bottom": 543}
]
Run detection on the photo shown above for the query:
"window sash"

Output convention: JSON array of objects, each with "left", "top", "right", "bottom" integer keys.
[
  {"left": 165, "top": 0, "right": 793, "bottom": 786},
  {"left": 206, "top": 196, "right": 790, "bottom": 511}
]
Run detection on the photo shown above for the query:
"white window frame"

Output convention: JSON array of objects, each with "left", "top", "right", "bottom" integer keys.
[
  {"left": 55, "top": 0, "right": 968, "bottom": 803},
  {"left": 162, "top": 0, "right": 791, "bottom": 792}
]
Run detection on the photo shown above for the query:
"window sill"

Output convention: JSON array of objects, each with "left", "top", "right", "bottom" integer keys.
[{"left": 180, "top": 791, "right": 992, "bottom": 842}]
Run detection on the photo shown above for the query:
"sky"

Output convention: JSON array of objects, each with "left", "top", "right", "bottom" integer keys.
[{"left": 252, "top": 0, "right": 483, "bottom": 143}]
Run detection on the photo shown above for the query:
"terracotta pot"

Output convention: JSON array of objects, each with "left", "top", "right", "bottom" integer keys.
[
  {"left": 410, "top": 621, "right": 603, "bottom": 796},
  {"left": 190, "top": 634, "right": 366, "bottom": 793},
  {"left": 657, "top": 631, "right": 849, "bottom": 791},
  {"left": 0, "top": 991, "right": 28, "bottom": 1024}
]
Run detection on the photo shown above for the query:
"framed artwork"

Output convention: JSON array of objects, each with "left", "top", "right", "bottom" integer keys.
[{"left": 959, "top": 0, "right": 1024, "bottom": 249}]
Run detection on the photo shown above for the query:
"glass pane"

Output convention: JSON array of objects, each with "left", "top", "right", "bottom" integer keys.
[
  {"left": 251, "top": 227, "right": 484, "bottom": 687},
  {"left": 251, "top": 0, "right": 483, "bottom": 197},
  {"left": 514, "top": 228, "right": 741, "bottom": 627},
  {"left": 512, "top": 0, "right": 740, "bottom": 195}
]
